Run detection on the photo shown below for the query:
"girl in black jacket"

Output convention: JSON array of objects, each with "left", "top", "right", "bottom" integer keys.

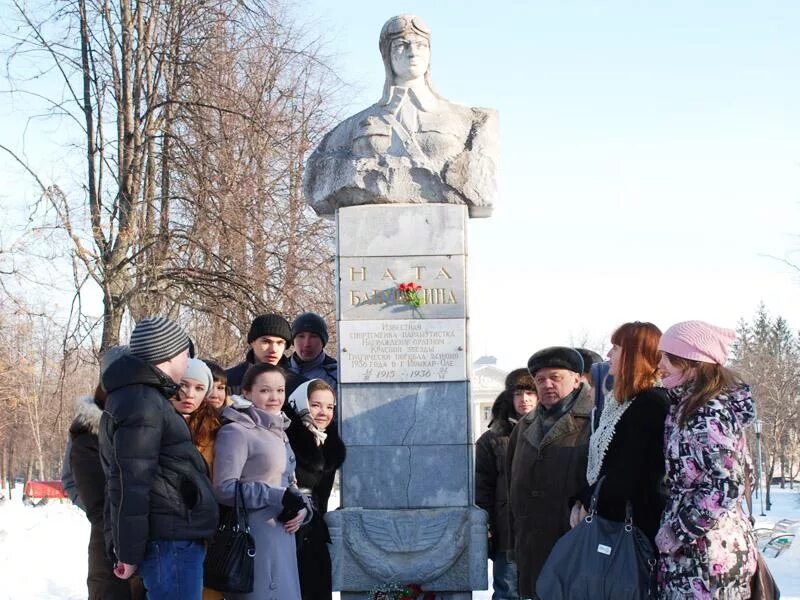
[
  {"left": 69, "top": 383, "right": 145, "bottom": 600},
  {"left": 285, "top": 379, "right": 346, "bottom": 600},
  {"left": 571, "top": 322, "right": 668, "bottom": 549}
]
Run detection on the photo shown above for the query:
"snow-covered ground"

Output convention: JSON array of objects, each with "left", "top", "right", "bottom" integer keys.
[{"left": 1, "top": 486, "right": 798, "bottom": 599}]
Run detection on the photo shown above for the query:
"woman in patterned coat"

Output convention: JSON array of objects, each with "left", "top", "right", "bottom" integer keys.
[{"left": 655, "top": 321, "right": 757, "bottom": 599}]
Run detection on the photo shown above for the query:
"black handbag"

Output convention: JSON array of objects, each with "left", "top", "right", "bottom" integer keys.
[
  {"left": 536, "top": 477, "right": 655, "bottom": 600},
  {"left": 203, "top": 480, "right": 256, "bottom": 593}
]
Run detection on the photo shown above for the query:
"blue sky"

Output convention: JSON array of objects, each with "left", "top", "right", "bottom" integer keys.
[
  {"left": 2, "top": 1, "right": 799, "bottom": 368},
  {"left": 293, "top": 1, "right": 800, "bottom": 367}
]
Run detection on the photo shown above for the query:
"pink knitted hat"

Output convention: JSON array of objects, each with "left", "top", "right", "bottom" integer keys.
[{"left": 658, "top": 320, "right": 736, "bottom": 365}]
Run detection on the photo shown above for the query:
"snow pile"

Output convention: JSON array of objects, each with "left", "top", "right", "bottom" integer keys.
[{"left": 0, "top": 495, "right": 89, "bottom": 600}]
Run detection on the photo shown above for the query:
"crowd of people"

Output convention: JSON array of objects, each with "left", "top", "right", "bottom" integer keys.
[
  {"left": 64, "top": 312, "right": 343, "bottom": 600},
  {"left": 478, "top": 321, "right": 758, "bottom": 600},
  {"left": 61, "top": 313, "right": 758, "bottom": 600}
]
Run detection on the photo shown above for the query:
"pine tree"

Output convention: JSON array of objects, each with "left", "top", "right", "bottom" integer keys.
[{"left": 730, "top": 304, "right": 800, "bottom": 509}]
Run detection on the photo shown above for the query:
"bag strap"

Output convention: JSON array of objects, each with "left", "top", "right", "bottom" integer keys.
[
  {"left": 588, "top": 476, "right": 605, "bottom": 515},
  {"left": 589, "top": 476, "right": 636, "bottom": 525},
  {"left": 234, "top": 480, "right": 250, "bottom": 532}
]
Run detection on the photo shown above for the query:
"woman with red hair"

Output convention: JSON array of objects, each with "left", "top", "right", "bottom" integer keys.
[{"left": 570, "top": 321, "right": 669, "bottom": 550}]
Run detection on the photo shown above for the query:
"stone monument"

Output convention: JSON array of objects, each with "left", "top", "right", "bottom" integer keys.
[
  {"left": 305, "top": 14, "right": 497, "bottom": 599},
  {"left": 304, "top": 14, "right": 498, "bottom": 219}
]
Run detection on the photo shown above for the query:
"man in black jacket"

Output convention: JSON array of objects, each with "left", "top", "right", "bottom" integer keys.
[
  {"left": 287, "top": 312, "right": 338, "bottom": 392},
  {"left": 226, "top": 313, "right": 306, "bottom": 396},
  {"left": 99, "top": 317, "right": 218, "bottom": 600}
]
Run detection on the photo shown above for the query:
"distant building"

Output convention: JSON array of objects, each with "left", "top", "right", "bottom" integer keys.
[{"left": 471, "top": 356, "right": 507, "bottom": 442}]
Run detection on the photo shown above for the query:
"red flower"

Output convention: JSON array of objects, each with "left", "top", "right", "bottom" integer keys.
[{"left": 399, "top": 283, "right": 408, "bottom": 292}]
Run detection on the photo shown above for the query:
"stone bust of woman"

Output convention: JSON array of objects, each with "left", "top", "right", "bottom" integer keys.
[{"left": 304, "top": 14, "right": 498, "bottom": 218}]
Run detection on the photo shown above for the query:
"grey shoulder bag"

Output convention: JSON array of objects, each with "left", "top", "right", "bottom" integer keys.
[{"left": 536, "top": 476, "right": 655, "bottom": 599}]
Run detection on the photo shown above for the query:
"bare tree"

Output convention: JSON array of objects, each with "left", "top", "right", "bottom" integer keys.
[
  {"left": 3, "top": 0, "right": 342, "bottom": 357},
  {"left": 0, "top": 302, "right": 87, "bottom": 485}
]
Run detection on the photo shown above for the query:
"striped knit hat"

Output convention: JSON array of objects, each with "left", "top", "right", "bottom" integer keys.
[{"left": 130, "top": 317, "right": 191, "bottom": 365}]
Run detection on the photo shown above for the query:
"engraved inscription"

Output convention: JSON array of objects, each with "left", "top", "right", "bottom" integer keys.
[
  {"left": 339, "top": 319, "right": 467, "bottom": 383},
  {"left": 338, "top": 255, "right": 466, "bottom": 321}
]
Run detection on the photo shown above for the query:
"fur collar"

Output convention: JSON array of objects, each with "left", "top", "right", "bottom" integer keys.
[{"left": 72, "top": 395, "right": 103, "bottom": 435}]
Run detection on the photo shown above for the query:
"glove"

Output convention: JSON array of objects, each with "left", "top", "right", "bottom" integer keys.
[{"left": 276, "top": 487, "right": 306, "bottom": 523}]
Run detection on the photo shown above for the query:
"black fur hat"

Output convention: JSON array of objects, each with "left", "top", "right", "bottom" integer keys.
[{"left": 527, "top": 346, "right": 584, "bottom": 376}]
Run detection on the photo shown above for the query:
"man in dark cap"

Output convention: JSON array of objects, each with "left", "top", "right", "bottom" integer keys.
[
  {"left": 226, "top": 313, "right": 303, "bottom": 395},
  {"left": 287, "top": 312, "right": 338, "bottom": 391},
  {"left": 506, "top": 346, "right": 593, "bottom": 599},
  {"left": 99, "top": 317, "right": 218, "bottom": 598}
]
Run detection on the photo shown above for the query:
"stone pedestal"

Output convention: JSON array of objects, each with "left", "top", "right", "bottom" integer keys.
[{"left": 328, "top": 204, "right": 488, "bottom": 598}]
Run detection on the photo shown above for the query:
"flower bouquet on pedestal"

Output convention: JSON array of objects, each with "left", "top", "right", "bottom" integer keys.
[{"left": 397, "top": 282, "right": 424, "bottom": 316}]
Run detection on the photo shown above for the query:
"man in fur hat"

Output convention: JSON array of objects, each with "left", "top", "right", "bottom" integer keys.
[{"left": 506, "top": 347, "right": 592, "bottom": 599}]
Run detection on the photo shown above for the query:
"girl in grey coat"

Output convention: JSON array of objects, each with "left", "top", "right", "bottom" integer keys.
[{"left": 213, "top": 364, "right": 312, "bottom": 600}]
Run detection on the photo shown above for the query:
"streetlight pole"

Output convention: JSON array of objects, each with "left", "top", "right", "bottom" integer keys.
[{"left": 754, "top": 419, "right": 766, "bottom": 516}]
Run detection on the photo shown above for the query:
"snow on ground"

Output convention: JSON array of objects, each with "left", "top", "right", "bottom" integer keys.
[
  {"left": 0, "top": 492, "right": 89, "bottom": 600},
  {"left": 1, "top": 486, "right": 797, "bottom": 600},
  {"left": 753, "top": 486, "right": 800, "bottom": 600}
]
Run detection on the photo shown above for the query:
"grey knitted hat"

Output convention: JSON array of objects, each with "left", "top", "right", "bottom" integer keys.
[
  {"left": 129, "top": 317, "right": 191, "bottom": 364},
  {"left": 183, "top": 358, "right": 213, "bottom": 397}
]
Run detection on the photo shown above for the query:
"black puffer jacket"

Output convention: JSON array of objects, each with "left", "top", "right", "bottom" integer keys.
[
  {"left": 99, "top": 355, "right": 219, "bottom": 565},
  {"left": 71, "top": 395, "right": 144, "bottom": 600}
]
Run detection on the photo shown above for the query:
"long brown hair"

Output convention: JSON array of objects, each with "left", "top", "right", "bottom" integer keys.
[
  {"left": 662, "top": 352, "right": 743, "bottom": 427},
  {"left": 186, "top": 401, "right": 221, "bottom": 449},
  {"left": 611, "top": 321, "right": 662, "bottom": 401}
]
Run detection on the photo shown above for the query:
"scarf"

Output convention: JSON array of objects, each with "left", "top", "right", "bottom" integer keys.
[{"left": 586, "top": 391, "right": 632, "bottom": 485}]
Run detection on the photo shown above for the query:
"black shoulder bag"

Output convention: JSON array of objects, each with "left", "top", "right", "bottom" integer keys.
[
  {"left": 536, "top": 477, "right": 655, "bottom": 600},
  {"left": 203, "top": 480, "right": 256, "bottom": 593}
]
